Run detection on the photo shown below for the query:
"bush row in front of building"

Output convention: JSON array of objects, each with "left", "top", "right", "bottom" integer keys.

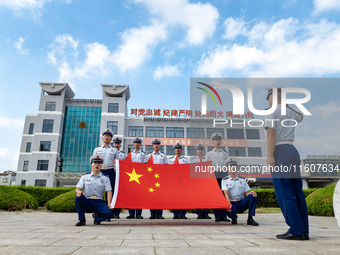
[{"left": 0, "top": 185, "right": 334, "bottom": 216}]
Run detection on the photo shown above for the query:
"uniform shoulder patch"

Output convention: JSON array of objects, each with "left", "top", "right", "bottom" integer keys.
[{"left": 222, "top": 176, "right": 229, "bottom": 180}]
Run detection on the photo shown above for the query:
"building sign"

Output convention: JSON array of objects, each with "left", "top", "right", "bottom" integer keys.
[
  {"left": 130, "top": 108, "right": 254, "bottom": 119},
  {"left": 142, "top": 138, "right": 247, "bottom": 147}
]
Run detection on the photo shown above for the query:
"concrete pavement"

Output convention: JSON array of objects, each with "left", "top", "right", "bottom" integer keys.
[{"left": 0, "top": 210, "right": 339, "bottom": 255}]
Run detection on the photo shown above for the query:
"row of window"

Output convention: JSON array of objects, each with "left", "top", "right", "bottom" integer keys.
[
  {"left": 128, "top": 126, "right": 260, "bottom": 139},
  {"left": 27, "top": 120, "right": 54, "bottom": 134},
  {"left": 44, "top": 101, "right": 119, "bottom": 113},
  {"left": 20, "top": 179, "right": 46, "bottom": 187},
  {"left": 126, "top": 146, "right": 262, "bottom": 157},
  {"left": 23, "top": 160, "right": 49, "bottom": 171},
  {"left": 26, "top": 141, "right": 51, "bottom": 152},
  {"left": 28, "top": 120, "right": 259, "bottom": 140}
]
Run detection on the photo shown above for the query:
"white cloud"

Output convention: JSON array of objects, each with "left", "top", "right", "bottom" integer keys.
[
  {"left": 112, "top": 20, "right": 167, "bottom": 72},
  {"left": 47, "top": 33, "right": 78, "bottom": 65},
  {"left": 0, "top": 116, "right": 24, "bottom": 129},
  {"left": 0, "top": 0, "right": 50, "bottom": 17},
  {"left": 134, "top": 0, "right": 219, "bottom": 45},
  {"left": 223, "top": 17, "right": 248, "bottom": 40},
  {"left": 313, "top": 0, "right": 340, "bottom": 14},
  {"left": 153, "top": 64, "right": 181, "bottom": 80},
  {"left": 197, "top": 18, "right": 340, "bottom": 77},
  {"left": 0, "top": 148, "right": 19, "bottom": 172},
  {"left": 14, "top": 37, "right": 28, "bottom": 55}
]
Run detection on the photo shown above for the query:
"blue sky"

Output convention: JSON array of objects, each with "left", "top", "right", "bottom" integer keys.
[{"left": 1, "top": 0, "right": 340, "bottom": 172}]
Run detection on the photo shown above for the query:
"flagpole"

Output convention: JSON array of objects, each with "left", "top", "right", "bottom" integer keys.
[{"left": 111, "top": 159, "right": 120, "bottom": 209}]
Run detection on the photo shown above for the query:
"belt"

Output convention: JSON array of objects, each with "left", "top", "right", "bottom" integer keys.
[
  {"left": 230, "top": 198, "right": 242, "bottom": 202},
  {"left": 87, "top": 196, "right": 103, "bottom": 200},
  {"left": 275, "top": 141, "right": 293, "bottom": 146},
  {"left": 102, "top": 166, "right": 114, "bottom": 170}
]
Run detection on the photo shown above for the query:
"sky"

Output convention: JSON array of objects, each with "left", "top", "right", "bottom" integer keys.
[{"left": 1, "top": 0, "right": 340, "bottom": 172}]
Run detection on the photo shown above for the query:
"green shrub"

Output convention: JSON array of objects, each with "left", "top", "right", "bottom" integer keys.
[
  {"left": 17, "top": 186, "right": 74, "bottom": 207},
  {"left": 46, "top": 190, "right": 76, "bottom": 212},
  {"left": 0, "top": 185, "right": 38, "bottom": 210},
  {"left": 306, "top": 184, "right": 335, "bottom": 216}
]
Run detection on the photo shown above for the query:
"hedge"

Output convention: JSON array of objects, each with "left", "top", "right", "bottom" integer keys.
[
  {"left": 17, "top": 186, "right": 73, "bottom": 207},
  {"left": 0, "top": 185, "right": 38, "bottom": 210},
  {"left": 306, "top": 184, "right": 335, "bottom": 216},
  {"left": 46, "top": 190, "right": 77, "bottom": 212}
]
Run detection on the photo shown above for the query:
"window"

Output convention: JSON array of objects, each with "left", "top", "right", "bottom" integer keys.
[
  {"left": 108, "top": 103, "right": 119, "bottom": 113},
  {"left": 246, "top": 129, "right": 260, "bottom": 140},
  {"left": 227, "top": 128, "right": 244, "bottom": 139},
  {"left": 40, "top": 141, "right": 51, "bottom": 151},
  {"left": 228, "top": 147, "right": 246, "bottom": 157},
  {"left": 35, "top": 179, "right": 47, "bottom": 187},
  {"left": 248, "top": 147, "right": 262, "bottom": 157},
  {"left": 166, "top": 127, "right": 184, "bottom": 138},
  {"left": 129, "top": 126, "right": 143, "bottom": 137},
  {"left": 128, "top": 144, "right": 134, "bottom": 153},
  {"left": 207, "top": 128, "right": 224, "bottom": 139},
  {"left": 166, "top": 146, "right": 176, "bottom": 156},
  {"left": 187, "top": 146, "right": 197, "bottom": 156},
  {"left": 37, "top": 160, "right": 49, "bottom": 170},
  {"left": 28, "top": 123, "right": 34, "bottom": 134},
  {"left": 21, "top": 180, "right": 26, "bottom": 186},
  {"left": 187, "top": 128, "right": 205, "bottom": 138},
  {"left": 23, "top": 161, "right": 29, "bottom": 171},
  {"left": 107, "top": 121, "right": 118, "bottom": 134},
  {"left": 26, "top": 142, "right": 31, "bottom": 152},
  {"left": 45, "top": 101, "right": 56, "bottom": 111},
  {"left": 42, "top": 119, "right": 54, "bottom": 133},
  {"left": 146, "top": 126, "right": 164, "bottom": 137},
  {"left": 145, "top": 145, "right": 164, "bottom": 154}
]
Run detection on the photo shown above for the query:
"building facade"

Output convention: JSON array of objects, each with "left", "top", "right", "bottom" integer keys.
[{"left": 16, "top": 83, "right": 268, "bottom": 187}]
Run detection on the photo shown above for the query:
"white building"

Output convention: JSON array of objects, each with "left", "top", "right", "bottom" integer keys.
[{"left": 16, "top": 83, "right": 268, "bottom": 187}]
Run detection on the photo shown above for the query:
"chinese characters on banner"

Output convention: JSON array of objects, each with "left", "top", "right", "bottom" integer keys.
[{"left": 130, "top": 108, "right": 254, "bottom": 119}]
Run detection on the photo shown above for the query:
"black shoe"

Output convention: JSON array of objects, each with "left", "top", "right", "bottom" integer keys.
[
  {"left": 173, "top": 216, "right": 180, "bottom": 219},
  {"left": 126, "top": 215, "right": 135, "bottom": 219},
  {"left": 232, "top": 219, "right": 237, "bottom": 225},
  {"left": 157, "top": 216, "right": 164, "bottom": 219},
  {"left": 75, "top": 219, "right": 86, "bottom": 226},
  {"left": 136, "top": 216, "right": 143, "bottom": 219},
  {"left": 94, "top": 221, "right": 101, "bottom": 225},
  {"left": 276, "top": 232, "right": 305, "bottom": 240},
  {"left": 115, "top": 216, "right": 120, "bottom": 219},
  {"left": 180, "top": 215, "right": 187, "bottom": 219},
  {"left": 204, "top": 215, "right": 212, "bottom": 219},
  {"left": 92, "top": 213, "right": 97, "bottom": 224},
  {"left": 247, "top": 218, "right": 259, "bottom": 226},
  {"left": 197, "top": 215, "right": 203, "bottom": 219},
  {"left": 149, "top": 216, "right": 156, "bottom": 219},
  {"left": 304, "top": 233, "right": 310, "bottom": 240},
  {"left": 105, "top": 218, "right": 111, "bottom": 222},
  {"left": 215, "top": 218, "right": 222, "bottom": 222},
  {"left": 224, "top": 217, "right": 231, "bottom": 222}
]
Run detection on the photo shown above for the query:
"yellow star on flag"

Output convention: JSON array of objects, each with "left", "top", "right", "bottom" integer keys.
[
  {"left": 155, "top": 182, "right": 160, "bottom": 188},
  {"left": 154, "top": 173, "right": 160, "bottom": 179},
  {"left": 149, "top": 188, "right": 154, "bottom": 193},
  {"left": 126, "top": 169, "right": 143, "bottom": 184},
  {"left": 147, "top": 167, "right": 153, "bottom": 172}
]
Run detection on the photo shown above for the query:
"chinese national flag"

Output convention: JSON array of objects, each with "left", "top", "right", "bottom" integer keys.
[
  {"left": 124, "top": 152, "right": 132, "bottom": 162},
  {"left": 146, "top": 154, "right": 153, "bottom": 164},
  {"left": 111, "top": 160, "right": 230, "bottom": 209}
]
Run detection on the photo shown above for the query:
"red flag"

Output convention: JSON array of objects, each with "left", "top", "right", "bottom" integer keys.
[
  {"left": 146, "top": 154, "right": 153, "bottom": 164},
  {"left": 173, "top": 156, "right": 179, "bottom": 164},
  {"left": 124, "top": 152, "right": 132, "bottom": 162},
  {"left": 112, "top": 160, "right": 230, "bottom": 209}
]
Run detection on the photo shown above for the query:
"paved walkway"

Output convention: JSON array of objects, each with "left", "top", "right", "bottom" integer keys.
[{"left": 0, "top": 210, "right": 339, "bottom": 255}]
